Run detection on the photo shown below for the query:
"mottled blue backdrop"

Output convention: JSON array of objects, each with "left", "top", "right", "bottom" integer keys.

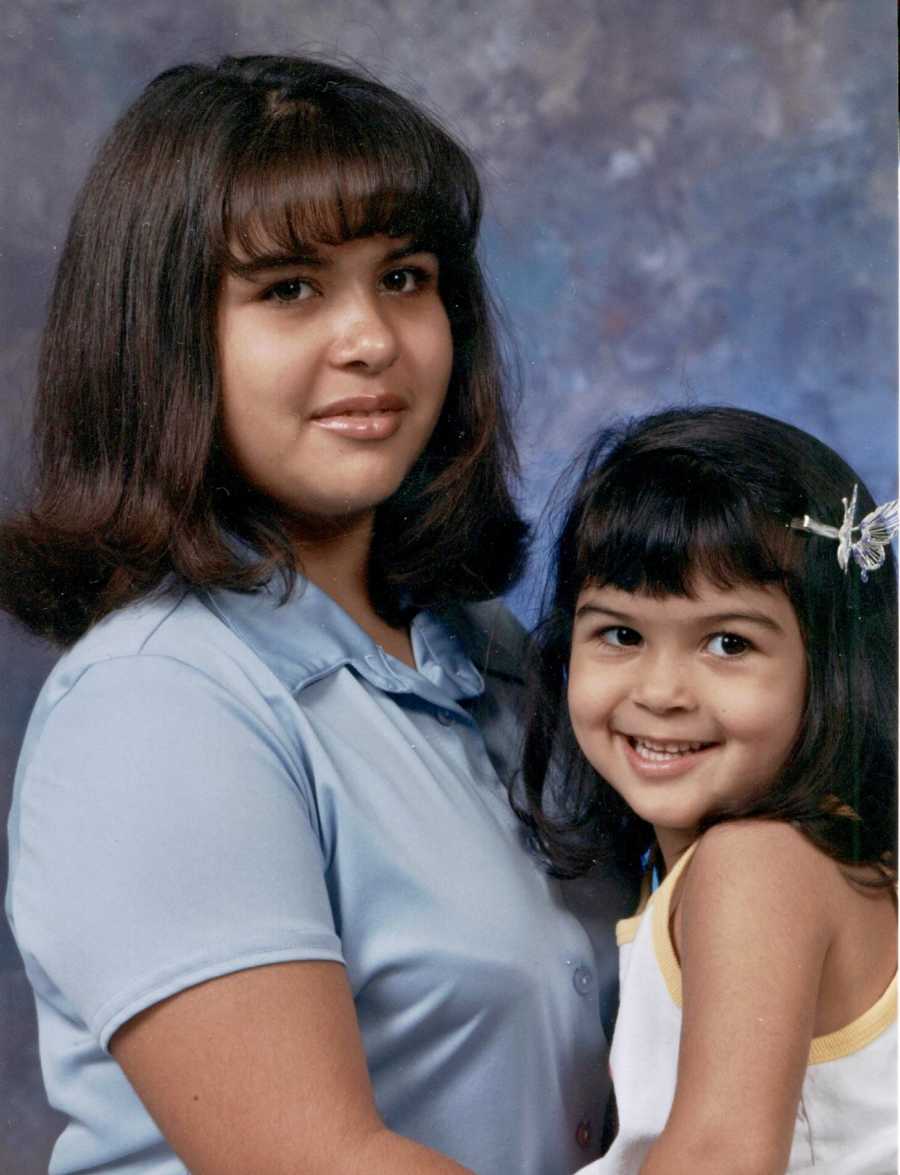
[{"left": 1, "top": 1, "right": 896, "bottom": 1166}]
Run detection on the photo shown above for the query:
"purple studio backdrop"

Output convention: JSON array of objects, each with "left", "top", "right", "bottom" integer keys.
[{"left": 1, "top": 1, "right": 896, "bottom": 1167}]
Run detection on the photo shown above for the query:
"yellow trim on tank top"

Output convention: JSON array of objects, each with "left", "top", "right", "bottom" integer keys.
[{"left": 611, "top": 833, "right": 897, "bottom": 1064}]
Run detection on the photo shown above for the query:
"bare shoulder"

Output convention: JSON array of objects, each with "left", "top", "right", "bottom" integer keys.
[
  {"left": 689, "top": 818, "right": 834, "bottom": 883},
  {"left": 676, "top": 820, "right": 838, "bottom": 950},
  {"left": 658, "top": 824, "right": 838, "bottom": 1173},
  {"left": 677, "top": 819, "right": 896, "bottom": 1041}
]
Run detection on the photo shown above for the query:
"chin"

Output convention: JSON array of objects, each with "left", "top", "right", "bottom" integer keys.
[
  {"left": 269, "top": 479, "right": 385, "bottom": 516},
  {"left": 278, "top": 500, "right": 375, "bottom": 529}
]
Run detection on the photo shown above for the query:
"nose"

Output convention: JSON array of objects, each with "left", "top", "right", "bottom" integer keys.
[
  {"left": 327, "top": 294, "right": 399, "bottom": 375},
  {"left": 631, "top": 651, "right": 697, "bottom": 715}
]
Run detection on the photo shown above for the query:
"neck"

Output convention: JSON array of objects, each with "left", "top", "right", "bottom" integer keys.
[
  {"left": 290, "top": 513, "right": 372, "bottom": 610},
  {"left": 654, "top": 827, "right": 698, "bottom": 877},
  {"left": 288, "top": 512, "right": 415, "bottom": 669}
]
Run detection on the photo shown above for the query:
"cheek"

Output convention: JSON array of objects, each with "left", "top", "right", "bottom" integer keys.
[
  {"left": 218, "top": 337, "right": 257, "bottom": 440},
  {"left": 219, "top": 353, "right": 310, "bottom": 462},
  {"left": 719, "top": 670, "right": 806, "bottom": 750},
  {"left": 773, "top": 677, "right": 807, "bottom": 759},
  {"left": 417, "top": 311, "right": 454, "bottom": 390},
  {"left": 566, "top": 660, "right": 614, "bottom": 734}
]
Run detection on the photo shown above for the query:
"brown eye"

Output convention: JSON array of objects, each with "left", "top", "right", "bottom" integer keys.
[
  {"left": 708, "top": 632, "right": 751, "bottom": 657},
  {"left": 380, "top": 266, "right": 430, "bottom": 294},
  {"left": 264, "top": 277, "right": 314, "bottom": 303},
  {"left": 600, "top": 626, "right": 642, "bottom": 648}
]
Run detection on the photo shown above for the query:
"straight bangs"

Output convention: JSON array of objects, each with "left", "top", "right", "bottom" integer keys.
[
  {"left": 571, "top": 455, "right": 800, "bottom": 603},
  {"left": 1, "top": 53, "right": 527, "bottom": 645},
  {"left": 217, "top": 93, "right": 480, "bottom": 273}
]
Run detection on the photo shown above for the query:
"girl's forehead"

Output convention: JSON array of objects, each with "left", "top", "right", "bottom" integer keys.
[
  {"left": 222, "top": 231, "right": 420, "bottom": 280},
  {"left": 225, "top": 198, "right": 353, "bottom": 261},
  {"left": 223, "top": 149, "right": 444, "bottom": 260},
  {"left": 223, "top": 195, "right": 433, "bottom": 276},
  {"left": 575, "top": 575, "right": 797, "bottom": 625}
]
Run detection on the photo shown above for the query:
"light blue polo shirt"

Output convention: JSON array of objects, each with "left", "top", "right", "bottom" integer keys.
[{"left": 6, "top": 577, "right": 629, "bottom": 1174}]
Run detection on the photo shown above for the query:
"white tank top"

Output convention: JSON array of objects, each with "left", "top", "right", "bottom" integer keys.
[{"left": 577, "top": 837, "right": 897, "bottom": 1174}]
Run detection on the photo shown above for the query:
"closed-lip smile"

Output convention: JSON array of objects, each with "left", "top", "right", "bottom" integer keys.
[{"left": 310, "top": 393, "right": 408, "bottom": 438}]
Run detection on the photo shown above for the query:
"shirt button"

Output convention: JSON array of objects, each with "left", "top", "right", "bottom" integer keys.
[
  {"left": 572, "top": 964, "right": 594, "bottom": 995},
  {"left": 575, "top": 1118, "right": 592, "bottom": 1149},
  {"left": 436, "top": 710, "right": 453, "bottom": 726}
]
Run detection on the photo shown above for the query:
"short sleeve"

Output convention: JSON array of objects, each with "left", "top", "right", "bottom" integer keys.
[{"left": 10, "top": 654, "right": 343, "bottom": 1048}]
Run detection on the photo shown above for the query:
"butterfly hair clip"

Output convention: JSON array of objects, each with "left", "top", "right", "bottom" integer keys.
[{"left": 790, "top": 485, "right": 898, "bottom": 581}]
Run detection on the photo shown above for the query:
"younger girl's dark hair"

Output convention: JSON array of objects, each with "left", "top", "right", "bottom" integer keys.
[
  {"left": 1, "top": 54, "right": 526, "bottom": 644},
  {"left": 517, "top": 405, "right": 897, "bottom": 887}
]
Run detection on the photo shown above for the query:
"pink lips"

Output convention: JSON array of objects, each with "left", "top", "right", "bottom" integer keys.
[{"left": 310, "top": 394, "right": 407, "bottom": 439}]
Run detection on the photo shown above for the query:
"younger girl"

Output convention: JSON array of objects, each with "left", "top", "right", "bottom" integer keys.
[{"left": 518, "top": 406, "right": 897, "bottom": 1174}]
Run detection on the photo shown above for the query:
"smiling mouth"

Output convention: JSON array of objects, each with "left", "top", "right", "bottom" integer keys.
[
  {"left": 310, "top": 394, "right": 408, "bottom": 438},
  {"left": 312, "top": 393, "right": 406, "bottom": 417},
  {"left": 325, "top": 408, "right": 395, "bottom": 415},
  {"left": 627, "top": 735, "right": 716, "bottom": 763}
]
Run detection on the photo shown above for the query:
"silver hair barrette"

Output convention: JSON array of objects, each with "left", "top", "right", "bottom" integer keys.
[{"left": 790, "top": 484, "right": 898, "bottom": 581}]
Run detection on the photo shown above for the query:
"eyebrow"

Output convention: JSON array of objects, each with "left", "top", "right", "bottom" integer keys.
[
  {"left": 227, "top": 251, "right": 325, "bottom": 279},
  {"left": 573, "top": 603, "right": 785, "bottom": 634},
  {"left": 226, "top": 239, "right": 428, "bottom": 281}
]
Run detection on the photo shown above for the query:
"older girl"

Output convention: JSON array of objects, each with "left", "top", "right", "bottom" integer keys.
[{"left": 3, "top": 55, "right": 623, "bottom": 1175}]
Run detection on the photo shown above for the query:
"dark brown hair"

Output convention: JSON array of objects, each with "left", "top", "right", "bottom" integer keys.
[
  {"left": 516, "top": 406, "right": 897, "bottom": 887},
  {"left": 1, "top": 54, "right": 526, "bottom": 644}
]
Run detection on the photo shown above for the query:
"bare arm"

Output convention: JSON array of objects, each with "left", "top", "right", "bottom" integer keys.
[
  {"left": 111, "top": 960, "right": 474, "bottom": 1175},
  {"left": 640, "top": 822, "right": 833, "bottom": 1175}
]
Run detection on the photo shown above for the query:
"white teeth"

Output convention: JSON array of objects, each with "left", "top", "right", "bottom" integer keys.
[{"left": 631, "top": 738, "right": 708, "bottom": 762}]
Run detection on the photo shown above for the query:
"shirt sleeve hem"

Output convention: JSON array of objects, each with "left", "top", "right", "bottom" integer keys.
[{"left": 94, "top": 938, "right": 345, "bottom": 1050}]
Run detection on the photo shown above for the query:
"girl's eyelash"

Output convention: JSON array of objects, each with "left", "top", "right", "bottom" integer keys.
[
  {"left": 381, "top": 264, "right": 435, "bottom": 291},
  {"left": 598, "top": 625, "right": 642, "bottom": 648},
  {"left": 259, "top": 264, "right": 435, "bottom": 304},
  {"left": 706, "top": 631, "right": 754, "bottom": 657},
  {"left": 586, "top": 626, "right": 755, "bottom": 657},
  {"left": 261, "top": 276, "right": 315, "bottom": 303}
]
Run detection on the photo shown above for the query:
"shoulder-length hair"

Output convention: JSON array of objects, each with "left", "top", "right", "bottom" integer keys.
[
  {"left": 1, "top": 54, "right": 526, "bottom": 645},
  {"left": 517, "top": 405, "right": 897, "bottom": 887}
]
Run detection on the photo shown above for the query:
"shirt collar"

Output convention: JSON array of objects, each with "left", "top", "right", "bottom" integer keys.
[{"left": 199, "top": 576, "right": 486, "bottom": 706}]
